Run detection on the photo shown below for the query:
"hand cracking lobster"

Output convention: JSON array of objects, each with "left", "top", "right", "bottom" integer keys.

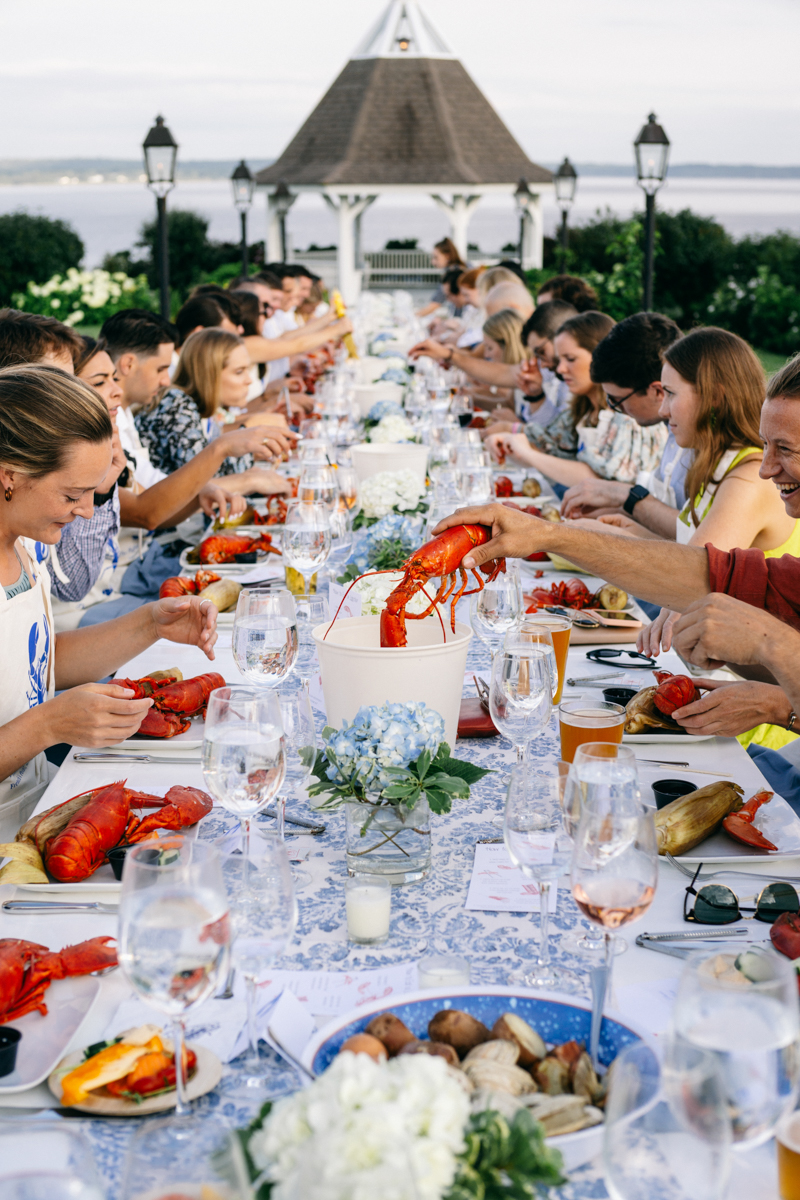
[
  {"left": 0, "top": 937, "right": 118, "bottom": 1023},
  {"left": 326, "top": 524, "right": 505, "bottom": 648},
  {"left": 195, "top": 532, "right": 280, "bottom": 565},
  {"left": 114, "top": 670, "right": 225, "bottom": 737},
  {"left": 14, "top": 780, "right": 214, "bottom": 882}
]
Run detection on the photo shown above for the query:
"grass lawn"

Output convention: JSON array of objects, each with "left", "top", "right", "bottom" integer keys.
[{"left": 756, "top": 348, "right": 790, "bottom": 375}]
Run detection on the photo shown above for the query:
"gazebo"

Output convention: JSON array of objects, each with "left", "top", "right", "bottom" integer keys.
[{"left": 255, "top": 0, "right": 553, "bottom": 301}]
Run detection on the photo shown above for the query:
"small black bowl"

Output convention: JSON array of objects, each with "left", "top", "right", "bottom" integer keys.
[
  {"left": 0, "top": 1027, "right": 21, "bottom": 1077},
  {"left": 652, "top": 778, "right": 698, "bottom": 810},
  {"left": 107, "top": 845, "right": 129, "bottom": 881},
  {"left": 603, "top": 686, "right": 638, "bottom": 706}
]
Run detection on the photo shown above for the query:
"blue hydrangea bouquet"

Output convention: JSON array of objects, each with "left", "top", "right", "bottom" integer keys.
[{"left": 307, "top": 701, "right": 490, "bottom": 816}]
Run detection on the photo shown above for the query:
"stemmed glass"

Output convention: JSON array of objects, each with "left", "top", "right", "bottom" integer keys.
[
  {"left": 222, "top": 829, "right": 297, "bottom": 1090},
  {"left": 489, "top": 646, "right": 553, "bottom": 768},
  {"left": 469, "top": 562, "right": 523, "bottom": 653},
  {"left": 202, "top": 686, "right": 286, "bottom": 880},
  {"left": 121, "top": 1123, "right": 251, "bottom": 1200},
  {"left": 503, "top": 767, "right": 582, "bottom": 993},
  {"left": 282, "top": 499, "right": 332, "bottom": 595},
  {"left": 324, "top": 504, "right": 354, "bottom": 583},
  {"left": 117, "top": 838, "right": 230, "bottom": 1118},
  {"left": 604, "top": 1041, "right": 731, "bottom": 1200},
  {"left": 505, "top": 622, "right": 558, "bottom": 699},
  {"left": 272, "top": 682, "right": 317, "bottom": 890},
  {"left": 336, "top": 465, "right": 361, "bottom": 520},
  {"left": 571, "top": 787, "right": 658, "bottom": 1066},
  {"left": 298, "top": 464, "right": 339, "bottom": 510},
  {"left": 294, "top": 593, "right": 330, "bottom": 678},
  {"left": 0, "top": 1124, "right": 105, "bottom": 1200},
  {"left": 233, "top": 587, "right": 298, "bottom": 687}
]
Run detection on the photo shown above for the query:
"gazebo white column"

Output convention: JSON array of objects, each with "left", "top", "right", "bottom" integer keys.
[
  {"left": 431, "top": 193, "right": 481, "bottom": 262},
  {"left": 324, "top": 193, "right": 376, "bottom": 303},
  {"left": 518, "top": 192, "right": 544, "bottom": 270},
  {"left": 266, "top": 188, "right": 298, "bottom": 262}
]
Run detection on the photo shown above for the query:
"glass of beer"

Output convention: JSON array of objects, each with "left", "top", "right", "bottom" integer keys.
[
  {"left": 559, "top": 700, "right": 625, "bottom": 764},
  {"left": 507, "top": 613, "right": 572, "bottom": 703},
  {"left": 778, "top": 1112, "right": 800, "bottom": 1198}
]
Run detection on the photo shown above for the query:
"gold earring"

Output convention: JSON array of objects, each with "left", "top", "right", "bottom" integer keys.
[{"left": 3, "top": 488, "right": 11, "bottom": 502}]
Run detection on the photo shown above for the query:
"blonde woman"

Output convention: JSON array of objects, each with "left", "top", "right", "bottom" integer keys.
[
  {"left": 134, "top": 329, "right": 287, "bottom": 493},
  {"left": 481, "top": 309, "right": 526, "bottom": 365}
]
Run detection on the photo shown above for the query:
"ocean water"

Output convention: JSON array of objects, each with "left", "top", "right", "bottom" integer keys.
[{"left": 2, "top": 176, "right": 799, "bottom": 268}]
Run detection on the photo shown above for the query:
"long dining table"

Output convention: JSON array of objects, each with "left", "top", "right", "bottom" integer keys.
[{"left": 0, "top": 587, "right": 790, "bottom": 1198}]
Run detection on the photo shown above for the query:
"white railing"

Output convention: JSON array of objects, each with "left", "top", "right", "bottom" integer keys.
[{"left": 363, "top": 251, "right": 441, "bottom": 288}]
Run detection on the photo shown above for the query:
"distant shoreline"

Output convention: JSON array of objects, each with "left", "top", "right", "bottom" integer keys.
[{"left": 1, "top": 160, "right": 800, "bottom": 185}]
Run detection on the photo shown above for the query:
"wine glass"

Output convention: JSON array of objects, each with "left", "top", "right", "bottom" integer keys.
[
  {"left": 489, "top": 647, "right": 553, "bottom": 768},
  {"left": 336, "top": 465, "right": 361, "bottom": 519},
  {"left": 670, "top": 945, "right": 800, "bottom": 1148},
  {"left": 0, "top": 1124, "right": 104, "bottom": 1200},
  {"left": 459, "top": 465, "right": 493, "bottom": 504},
  {"left": 571, "top": 790, "right": 658, "bottom": 1067},
  {"left": 469, "top": 562, "right": 523, "bottom": 652},
  {"left": 562, "top": 744, "right": 640, "bottom": 957},
  {"left": 604, "top": 1041, "right": 731, "bottom": 1200},
  {"left": 202, "top": 686, "right": 286, "bottom": 881},
  {"left": 503, "top": 767, "right": 582, "bottom": 993},
  {"left": 504, "top": 622, "right": 558, "bottom": 699},
  {"left": 222, "top": 829, "right": 297, "bottom": 1089},
  {"left": 272, "top": 682, "right": 317, "bottom": 890},
  {"left": 298, "top": 464, "right": 339, "bottom": 510},
  {"left": 294, "top": 592, "right": 330, "bottom": 678},
  {"left": 117, "top": 838, "right": 230, "bottom": 1118},
  {"left": 324, "top": 504, "right": 354, "bottom": 583},
  {"left": 451, "top": 389, "right": 475, "bottom": 428},
  {"left": 121, "top": 1113, "right": 252, "bottom": 1200},
  {"left": 233, "top": 587, "right": 298, "bottom": 686},
  {"left": 282, "top": 499, "right": 332, "bottom": 596}
]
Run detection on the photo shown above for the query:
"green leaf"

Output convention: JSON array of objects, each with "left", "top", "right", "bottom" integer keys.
[
  {"left": 434, "top": 757, "right": 492, "bottom": 786},
  {"left": 425, "top": 772, "right": 470, "bottom": 797},
  {"left": 423, "top": 787, "right": 452, "bottom": 815},
  {"left": 414, "top": 748, "right": 432, "bottom": 781},
  {"left": 381, "top": 784, "right": 419, "bottom": 800}
]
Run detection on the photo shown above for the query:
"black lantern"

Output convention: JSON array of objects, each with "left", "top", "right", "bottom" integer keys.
[
  {"left": 514, "top": 178, "right": 532, "bottom": 266},
  {"left": 554, "top": 157, "right": 577, "bottom": 269},
  {"left": 231, "top": 160, "right": 255, "bottom": 276},
  {"left": 142, "top": 116, "right": 178, "bottom": 318},
  {"left": 634, "top": 113, "right": 670, "bottom": 309},
  {"left": 272, "top": 180, "right": 293, "bottom": 262}
]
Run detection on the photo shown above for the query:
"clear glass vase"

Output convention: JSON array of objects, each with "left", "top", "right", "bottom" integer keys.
[{"left": 345, "top": 797, "right": 431, "bottom": 885}]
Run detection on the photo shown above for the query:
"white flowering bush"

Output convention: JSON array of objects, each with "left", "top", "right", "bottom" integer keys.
[
  {"left": 369, "top": 413, "right": 417, "bottom": 444},
  {"left": 360, "top": 470, "right": 425, "bottom": 520},
  {"left": 13, "top": 268, "right": 155, "bottom": 327},
  {"left": 241, "top": 1051, "right": 566, "bottom": 1200}
]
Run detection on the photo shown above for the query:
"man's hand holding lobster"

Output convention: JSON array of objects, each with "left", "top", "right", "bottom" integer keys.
[{"left": 433, "top": 502, "right": 554, "bottom": 569}]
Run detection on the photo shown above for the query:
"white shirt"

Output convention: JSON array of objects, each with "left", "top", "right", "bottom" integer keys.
[
  {"left": 264, "top": 312, "right": 293, "bottom": 384},
  {"left": 116, "top": 405, "right": 166, "bottom": 489}
]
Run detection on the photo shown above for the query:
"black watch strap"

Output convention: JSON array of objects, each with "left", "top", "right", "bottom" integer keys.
[{"left": 623, "top": 484, "right": 650, "bottom": 516}]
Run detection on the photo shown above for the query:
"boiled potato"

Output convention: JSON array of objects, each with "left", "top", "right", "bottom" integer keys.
[
  {"left": 339, "top": 1033, "right": 387, "bottom": 1061},
  {"left": 366, "top": 1013, "right": 417, "bottom": 1056},
  {"left": 428, "top": 1010, "right": 490, "bottom": 1057}
]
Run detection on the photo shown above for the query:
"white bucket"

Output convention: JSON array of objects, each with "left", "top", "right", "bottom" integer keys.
[
  {"left": 351, "top": 442, "right": 429, "bottom": 486},
  {"left": 356, "top": 356, "right": 390, "bottom": 384},
  {"left": 352, "top": 381, "right": 404, "bottom": 419},
  {"left": 313, "top": 615, "right": 471, "bottom": 747}
]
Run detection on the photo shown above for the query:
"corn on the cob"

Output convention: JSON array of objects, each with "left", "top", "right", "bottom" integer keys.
[
  {"left": 654, "top": 781, "right": 744, "bottom": 856},
  {"left": 331, "top": 289, "right": 359, "bottom": 358}
]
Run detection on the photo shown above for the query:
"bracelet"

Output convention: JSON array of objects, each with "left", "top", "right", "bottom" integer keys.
[
  {"left": 511, "top": 423, "right": 521, "bottom": 434},
  {"left": 789, "top": 711, "right": 797, "bottom": 731},
  {"left": 444, "top": 346, "right": 454, "bottom": 363}
]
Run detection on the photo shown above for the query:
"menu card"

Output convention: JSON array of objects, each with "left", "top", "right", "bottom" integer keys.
[{"left": 465, "top": 842, "right": 558, "bottom": 913}]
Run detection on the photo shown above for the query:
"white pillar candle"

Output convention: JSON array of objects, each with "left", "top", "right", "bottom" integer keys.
[{"left": 345, "top": 877, "right": 391, "bottom": 944}]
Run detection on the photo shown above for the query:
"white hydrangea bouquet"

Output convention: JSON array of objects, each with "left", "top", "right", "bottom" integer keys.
[
  {"left": 359, "top": 469, "right": 427, "bottom": 522},
  {"left": 239, "top": 1052, "right": 566, "bottom": 1200},
  {"left": 364, "top": 401, "right": 419, "bottom": 446},
  {"left": 307, "top": 701, "right": 488, "bottom": 816},
  {"left": 13, "top": 268, "right": 155, "bottom": 327}
]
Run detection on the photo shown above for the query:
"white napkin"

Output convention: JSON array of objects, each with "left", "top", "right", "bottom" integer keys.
[{"left": 105, "top": 989, "right": 248, "bottom": 1064}]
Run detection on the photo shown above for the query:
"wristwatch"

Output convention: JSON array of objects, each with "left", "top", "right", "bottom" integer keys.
[{"left": 623, "top": 485, "right": 650, "bottom": 516}]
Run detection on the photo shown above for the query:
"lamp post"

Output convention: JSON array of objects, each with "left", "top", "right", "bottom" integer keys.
[
  {"left": 634, "top": 113, "right": 670, "bottom": 311},
  {"left": 231, "top": 160, "right": 255, "bottom": 276},
  {"left": 272, "top": 180, "right": 293, "bottom": 262},
  {"left": 554, "top": 157, "right": 577, "bottom": 270},
  {"left": 514, "top": 178, "right": 532, "bottom": 266},
  {"left": 142, "top": 115, "right": 178, "bottom": 319}
]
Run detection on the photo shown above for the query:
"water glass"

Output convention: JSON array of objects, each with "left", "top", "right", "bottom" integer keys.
[
  {"left": 336, "top": 465, "right": 361, "bottom": 519},
  {"left": 326, "top": 504, "right": 354, "bottom": 578},
  {"left": 273, "top": 682, "right": 317, "bottom": 889},
  {"left": 0, "top": 1124, "right": 104, "bottom": 1200},
  {"left": 282, "top": 499, "right": 332, "bottom": 594},
  {"left": 121, "top": 1121, "right": 251, "bottom": 1200},
  {"left": 503, "top": 767, "right": 581, "bottom": 993},
  {"left": 222, "top": 828, "right": 296, "bottom": 1087},
  {"left": 604, "top": 1041, "right": 731, "bottom": 1200},
  {"left": 118, "top": 838, "right": 230, "bottom": 1116},
  {"left": 469, "top": 561, "right": 523, "bottom": 650},
  {"left": 298, "top": 463, "right": 339, "bottom": 510},
  {"left": 670, "top": 946, "right": 800, "bottom": 1148},
  {"left": 233, "top": 586, "right": 298, "bottom": 686},
  {"left": 459, "top": 465, "right": 493, "bottom": 503},
  {"left": 294, "top": 592, "right": 330, "bottom": 677},
  {"left": 489, "top": 647, "right": 553, "bottom": 766}
]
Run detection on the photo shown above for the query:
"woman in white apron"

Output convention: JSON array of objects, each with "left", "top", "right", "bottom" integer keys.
[{"left": 0, "top": 366, "right": 219, "bottom": 837}]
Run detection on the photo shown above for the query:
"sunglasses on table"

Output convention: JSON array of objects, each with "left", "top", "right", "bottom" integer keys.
[
  {"left": 585, "top": 648, "right": 657, "bottom": 669},
  {"left": 684, "top": 864, "right": 800, "bottom": 924}
]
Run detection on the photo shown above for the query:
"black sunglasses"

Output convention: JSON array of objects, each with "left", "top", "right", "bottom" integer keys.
[
  {"left": 585, "top": 648, "right": 657, "bottom": 669},
  {"left": 684, "top": 864, "right": 800, "bottom": 925}
]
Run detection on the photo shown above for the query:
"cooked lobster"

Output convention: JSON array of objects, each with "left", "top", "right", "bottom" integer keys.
[
  {"left": 114, "top": 671, "right": 226, "bottom": 738},
  {"left": 16, "top": 780, "right": 214, "bottom": 883},
  {"left": 526, "top": 578, "right": 596, "bottom": 610},
  {"left": 722, "top": 788, "right": 777, "bottom": 851},
  {"left": 771, "top": 912, "right": 800, "bottom": 975},
  {"left": 494, "top": 475, "right": 514, "bottom": 498},
  {"left": 652, "top": 670, "right": 701, "bottom": 716},
  {"left": 159, "top": 570, "right": 221, "bottom": 599},
  {"left": 0, "top": 936, "right": 118, "bottom": 1023},
  {"left": 198, "top": 532, "right": 279, "bottom": 565}
]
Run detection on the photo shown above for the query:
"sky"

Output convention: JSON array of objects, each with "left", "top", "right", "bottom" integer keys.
[{"left": 0, "top": 0, "right": 797, "bottom": 166}]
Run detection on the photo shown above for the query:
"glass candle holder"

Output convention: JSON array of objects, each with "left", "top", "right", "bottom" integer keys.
[{"left": 345, "top": 875, "right": 391, "bottom": 945}]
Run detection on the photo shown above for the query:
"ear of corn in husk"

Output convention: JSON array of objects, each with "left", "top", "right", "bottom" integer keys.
[
  {"left": 331, "top": 290, "right": 358, "bottom": 359},
  {"left": 197, "top": 579, "right": 241, "bottom": 613},
  {"left": 654, "top": 781, "right": 744, "bottom": 856}
]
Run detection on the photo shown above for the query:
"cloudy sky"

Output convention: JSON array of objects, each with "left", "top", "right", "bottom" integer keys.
[{"left": 0, "top": 0, "right": 797, "bottom": 165}]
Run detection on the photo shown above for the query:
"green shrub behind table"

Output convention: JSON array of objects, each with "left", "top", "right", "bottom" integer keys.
[
  {"left": 0, "top": 211, "right": 84, "bottom": 306},
  {"left": 13, "top": 269, "right": 157, "bottom": 327}
]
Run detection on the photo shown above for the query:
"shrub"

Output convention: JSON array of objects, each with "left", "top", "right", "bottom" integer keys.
[
  {"left": 707, "top": 267, "right": 800, "bottom": 356},
  {"left": 0, "top": 212, "right": 84, "bottom": 306},
  {"left": 13, "top": 268, "right": 156, "bottom": 327}
]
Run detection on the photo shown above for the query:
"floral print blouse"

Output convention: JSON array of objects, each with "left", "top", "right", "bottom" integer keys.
[
  {"left": 134, "top": 387, "right": 252, "bottom": 477},
  {"left": 525, "top": 406, "right": 667, "bottom": 483}
]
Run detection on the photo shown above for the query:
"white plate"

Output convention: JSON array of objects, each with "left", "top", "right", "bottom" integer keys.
[
  {"left": 48, "top": 1042, "right": 221, "bottom": 1115},
  {"left": 623, "top": 732, "right": 714, "bottom": 744},
  {"left": 178, "top": 548, "right": 276, "bottom": 577},
  {"left": 673, "top": 790, "right": 800, "bottom": 864},
  {"left": 0, "top": 975, "right": 101, "bottom": 1093},
  {"left": 17, "top": 879, "right": 121, "bottom": 894}
]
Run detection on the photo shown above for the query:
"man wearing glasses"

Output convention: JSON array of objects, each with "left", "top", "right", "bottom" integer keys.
[{"left": 561, "top": 312, "right": 686, "bottom": 532}]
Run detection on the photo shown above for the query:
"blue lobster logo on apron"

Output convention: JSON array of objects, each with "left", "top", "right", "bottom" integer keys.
[{"left": 26, "top": 616, "right": 50, "bottom": 709}]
